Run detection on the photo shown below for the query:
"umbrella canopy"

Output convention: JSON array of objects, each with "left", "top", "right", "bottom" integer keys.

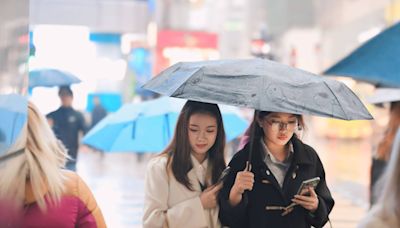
[
  {"left": 367, "top": 87, "right": 400, "bottom": 105},
  {"left": 143, "top": 59, "right": 372, "bottom": 120},
  {"left": 0, "top": 94, "right": 27, "bottom": 162},
  {"left": 324, "top": 22, "right": 400, "bottom": 87},
  {"left": 82, "top": 97, "right": 248, "bottom": 152},
  {"left": 29, "top": 68, "right": 81, "bottom": 88}
]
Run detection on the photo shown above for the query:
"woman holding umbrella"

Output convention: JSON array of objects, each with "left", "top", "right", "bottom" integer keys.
[
  {"left": 143, "top": 100, "right": 227, "bottom": 228},
  {"left": 219, "top": 111, "right": 334, "bottom": 228}
]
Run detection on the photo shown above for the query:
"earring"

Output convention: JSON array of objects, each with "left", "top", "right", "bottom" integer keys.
[{"left": 298, "top": 125, "right": 302, "bottom": 131}]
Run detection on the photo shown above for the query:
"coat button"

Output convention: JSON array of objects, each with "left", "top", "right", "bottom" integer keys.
[
  {"left": 292, "top": 172, "right": 296, "bottom": 179},
  {"left": 266, "top": 170, "right": 270, "bottom": 175}
]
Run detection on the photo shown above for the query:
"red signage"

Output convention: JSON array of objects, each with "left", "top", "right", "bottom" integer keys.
[{"left": 155, "top": 30, "right": 218, "bottom": 74}]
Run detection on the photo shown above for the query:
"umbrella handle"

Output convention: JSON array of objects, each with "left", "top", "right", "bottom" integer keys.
[{"left": 245, "top": 161, "right": 252, "bottom": 172}]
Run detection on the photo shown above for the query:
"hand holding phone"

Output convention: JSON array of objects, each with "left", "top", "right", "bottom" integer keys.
[
  {"left": 296, "top": 177, "right": 320, "bottom": 196},
  {"left": 216, "top": 166, "right": 231, "bottom": 185},
  {"left": 282, "top": 177, "right": 320, "bottom": 214}
]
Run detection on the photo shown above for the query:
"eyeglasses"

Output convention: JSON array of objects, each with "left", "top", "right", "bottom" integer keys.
[{"left": 265, "top": 119, "right": 298, "bottom": 132}]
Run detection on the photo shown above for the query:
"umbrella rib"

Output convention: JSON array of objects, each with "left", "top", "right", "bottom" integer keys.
[
  {"left": 170, "top": 67, "right": 203, "bottom": 96},
  {"left": 322, "top": 81, "right": 349, "bottom": 120}
]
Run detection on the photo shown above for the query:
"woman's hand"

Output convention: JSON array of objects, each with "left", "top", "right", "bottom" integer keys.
[
  {"left": 229, "top": 165, "right": 254, "bottom": 206},
  {"left": 291, "top": 187, "right": 319, "bottom": 212},
  {"left": 200, "top": 184, "right": 223, "bottom": 209}
]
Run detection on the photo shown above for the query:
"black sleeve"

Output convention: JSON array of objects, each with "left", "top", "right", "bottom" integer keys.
[
  {"left": 306, "top": 151, "right": 335, "bottom": 227},
  {"left": 218, "top": 150, "right": 249, "bottom": 227}
]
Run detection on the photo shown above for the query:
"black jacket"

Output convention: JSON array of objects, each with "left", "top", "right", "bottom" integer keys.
[
  {"left": 47, "top": 107, "right": 87, "bottom": 158},
  {"left": 219, "top": 137, "right": 334, "bottom": 228}
]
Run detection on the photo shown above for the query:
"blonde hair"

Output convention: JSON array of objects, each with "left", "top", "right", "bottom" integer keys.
[
  {"left": 0, "top": 101, "right": 68, "bottom": 210},
  {"left": 371, "top": 128, "right": 400, "bottom": 227}
]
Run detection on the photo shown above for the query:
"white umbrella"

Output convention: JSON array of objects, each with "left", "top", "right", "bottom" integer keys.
[{"left": 367, "top": 87, "right": 400, "bottom": 104}]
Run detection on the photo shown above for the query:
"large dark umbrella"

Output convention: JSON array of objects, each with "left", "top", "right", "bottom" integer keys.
[{"left": 324, "top": 22, "right": 400, "bottom": 87}]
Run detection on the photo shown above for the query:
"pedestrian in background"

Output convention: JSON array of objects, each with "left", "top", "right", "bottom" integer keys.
[
  {"left": 219, "top": 111, "right": 334, "bottom": 228},
  {"left": 370, "top": 101, "right": 400, "bottom": 205},
  {"left": 143, "top": 100, "right": 227, "bottom": 228},
  {"left": 91, "top": 96, "right": 107, "bottom": 129},
  {"left": 359, "top": 128, "right": 400, "bottom": 228},
  {"left": 47, "top": 86, "right": 87, "bottom": 171},
  {"left": 0, "top": 101, "right": 105, "bottom": 227}
]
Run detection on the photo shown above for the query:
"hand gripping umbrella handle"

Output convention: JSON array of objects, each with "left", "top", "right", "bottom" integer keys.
[{"left": 242, "top": 161, "right": 252, "bottom": 207}]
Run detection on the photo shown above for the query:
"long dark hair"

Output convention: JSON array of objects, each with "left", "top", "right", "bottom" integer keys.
[
  {"left": 161, "top": 100, "right": 226, "bottom": 190},
  {"left": 247, "top": 111, "right": 305, "bottom": 161}
]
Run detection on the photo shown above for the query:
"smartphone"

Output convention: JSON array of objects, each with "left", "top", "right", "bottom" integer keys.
[
  {"left": 296, "top": 177, "right": 320, "bottom": 196},
  {"left": 216, "top": 166, "right": 231, "bottom": 185},
  {"left": 283, "top": 177, "right": 320, "bottom": 213}
]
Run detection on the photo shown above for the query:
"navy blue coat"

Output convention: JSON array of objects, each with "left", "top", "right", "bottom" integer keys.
[
  {"left": 219, "top": 137, "right": 334, "bottom": 228},
  {"left": 47, "top": 107, "right": 87, "bottom": 159}
]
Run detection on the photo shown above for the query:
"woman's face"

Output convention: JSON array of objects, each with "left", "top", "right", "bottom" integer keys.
[
  {"left": 259, "top": 112, "right": 298, "bottom": 146},
  {"left": 188, "top": 113, "right": 218, "bottom": 161}
]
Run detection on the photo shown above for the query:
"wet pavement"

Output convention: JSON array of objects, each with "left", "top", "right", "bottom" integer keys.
[{"left": 77, "top": 134, "right": 372, "bottom": 228}]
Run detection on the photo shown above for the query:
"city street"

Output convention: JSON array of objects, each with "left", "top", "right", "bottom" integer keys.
[
  {"left": 77, "top": 131, "right": 372, "bottom": 228},
  {"left": 1, "top": 1, "right": 398, "bottom": 227}
]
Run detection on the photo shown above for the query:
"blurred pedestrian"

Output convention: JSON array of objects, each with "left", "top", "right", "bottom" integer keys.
[
  {"left": 47, "top": 86, "right": 87, "bottom": 171},
  {"left": 219, "top": 111, "right": 334, "bottom": 228},
  {"left": 143, "top": 100, "right": 227, "bottom": 228},
  {"left": 0, "top": 101, "right": 105, "bottom": 227},
  {"left": 91, "top": 96, "right": 107, "bottom": 129},
  {"left": 359, "top": 128, "right": 400, "bottom": 228},
  {"left": 370, "top": 101, "right": 400, "bottom": 205}
]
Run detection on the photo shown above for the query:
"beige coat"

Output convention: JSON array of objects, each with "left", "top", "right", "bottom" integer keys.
[{"left": 143, "top": 156, "right": 221, "bottom": 228}]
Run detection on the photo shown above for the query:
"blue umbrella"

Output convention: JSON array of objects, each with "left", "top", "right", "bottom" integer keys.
[
  {"left": 29, "top": 68, "right": 81, "bottom": 88},
  {"left": 324, "top": 22, "right": 400, "bottom": 87},
  {"left": 82, "top": 97, "right": 248, "bottom": 152},
  {"left": 0, "top": 94, "right": 27, "bottom": 162}
]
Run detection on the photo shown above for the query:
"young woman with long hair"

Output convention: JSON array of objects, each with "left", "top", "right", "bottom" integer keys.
[
  {"left": 219, "top": 111, "right": 334, "bottom": 228},
  {"left": 143, "top": 100, "right": 227, "bottom": 228},
  {"left": 0, "top": 101, "right": 105, "bottom": 227}
]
